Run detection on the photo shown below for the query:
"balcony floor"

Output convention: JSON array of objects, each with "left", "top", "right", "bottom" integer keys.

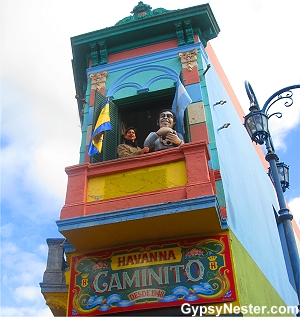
[{"left": 57, "top": 195, "right": 227, "bottom": 252}]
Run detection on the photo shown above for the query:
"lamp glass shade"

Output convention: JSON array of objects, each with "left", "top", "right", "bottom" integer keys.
[
  {"left": 268, "top": 162, "right": 290, "bottom": 192},
  {"left": 277, "top": 162, "right": 290, "bottom": 192},
  {"left": 244, "top": 111, "right": 269, "bottom": 145}
]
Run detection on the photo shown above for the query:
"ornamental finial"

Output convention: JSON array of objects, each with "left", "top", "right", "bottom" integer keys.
[{"left": 131, "top": 2, "right": 152, "bottom": 16}]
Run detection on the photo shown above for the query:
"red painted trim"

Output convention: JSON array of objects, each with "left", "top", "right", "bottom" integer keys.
[
  {"left": 60, "top": 203, "right": 86, "bottom": 219},
  {"left": 182, "top": 67, "right": 200, "bottom": 85},
  {"left": 98, "top": 87, "right": 106, "bottom": 95},
  {"left": 64, "top": 163, "right": 88, "bottom": 203},
  {"left": 86, "top": 187, "right": 186, "bottom": 215},
  {"left": 89, "top": 89, "right": 95, "bottom": 106},
  {"left": 84, "top": 146, "right": 90, "bottom": 163},
  {"left": 220, "top": 206, "right": 227, "bottom": 218},
  {"left": 108, "top": 40, "right": 178, "bottom": 63},
  {"left": 190, "top": 123, "right": 209, "bottom": 143},
  {"left": 209, "top": 169, "right": 217, "bottom": 194},
  {"left": 292, "top": 221, "right": 300, "bottom": 241},
  {"left": 82, "top": 146, "right": 186, "bottom": 178},
  {"left": 213, "top": 170, "right": 221, "bottom": 181}
]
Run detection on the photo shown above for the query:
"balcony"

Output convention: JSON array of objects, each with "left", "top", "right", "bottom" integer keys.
[{"left": 57, "top": 141, "right": 227, "bottom": 252}]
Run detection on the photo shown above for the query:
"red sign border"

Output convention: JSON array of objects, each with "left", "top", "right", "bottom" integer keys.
[{"left": 68, "top": 234, "right": 236, "bottom": 316}]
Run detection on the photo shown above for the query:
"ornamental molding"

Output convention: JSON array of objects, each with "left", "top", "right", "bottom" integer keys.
[
  {"left": 90, "top": 71, "right": 108, "bottom": 92},
  {"left": 106, "top": 65, "right": 178, "bottom": 98},
  {"left": 115, "top": 2, "right": 172, "bottom": 25},
  {"left": 178, "top": 49, "right": 198, "bottom": 71},
  {"left": 46, "top": 293, "right": 67, "bottom": 311}
]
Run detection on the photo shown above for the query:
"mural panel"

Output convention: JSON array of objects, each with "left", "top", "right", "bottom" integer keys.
[{"left": 68, "top": 234, "right": 236, "bottom": 315}]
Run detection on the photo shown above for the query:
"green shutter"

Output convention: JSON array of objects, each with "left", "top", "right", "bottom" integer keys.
[
  {"left": 91, "top": 91, "right": 118, "bottom": 163},
  {"left": 103, "top": 98, "right": 118, "bottom": 161}
]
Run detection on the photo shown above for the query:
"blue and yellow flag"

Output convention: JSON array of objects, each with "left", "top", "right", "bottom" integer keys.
[{"left": 88, "top": 98, "right": 112, "bottom": 156}]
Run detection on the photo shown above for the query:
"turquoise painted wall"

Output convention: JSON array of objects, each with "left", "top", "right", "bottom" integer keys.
[
  {"left": 80, "top": 46, "right": 188, "bottom": 163},
  {"left": 87, "top": 45, "right": 198, "bottom": 100},
  {"left": 203, "top": 56, "right": 297, "bottom": 307}
]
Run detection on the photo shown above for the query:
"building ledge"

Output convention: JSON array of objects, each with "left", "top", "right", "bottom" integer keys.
[
  {"left": 57, "top": 195, "right": 227, "bottom": 252},
  {"left": 40, "top": 283, "right": 68, "bottom": 293}
]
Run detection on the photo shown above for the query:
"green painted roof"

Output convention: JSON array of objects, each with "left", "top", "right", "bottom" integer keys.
[{"left": 71, "top": 3, "right": 219, "bottom": 48}]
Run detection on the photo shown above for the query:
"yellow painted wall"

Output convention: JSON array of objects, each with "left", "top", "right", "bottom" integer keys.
[{"left": 87, "top": 161, "right": 187, "bottom": 201}]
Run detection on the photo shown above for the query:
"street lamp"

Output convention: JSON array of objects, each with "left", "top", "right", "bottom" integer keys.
[
  {"left": 268, "top": 162, "right": 290, "bottom": 193},
  {"left": 244, "top": 80, "right": 300, "bottom": 310}
]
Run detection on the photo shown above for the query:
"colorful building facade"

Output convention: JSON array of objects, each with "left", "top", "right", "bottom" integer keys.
[{"left": 40, "top": 2, "right": 299, "bottom": 316}]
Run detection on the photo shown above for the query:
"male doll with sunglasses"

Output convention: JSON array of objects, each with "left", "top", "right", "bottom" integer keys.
[{"left": 144, "top": 109, "right": 184, "bottom": 152}]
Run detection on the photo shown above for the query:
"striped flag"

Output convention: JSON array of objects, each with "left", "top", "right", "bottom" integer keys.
[
  {"left": 172, "top": 77, "right": 192, "bottom": 136},
  {"left": 88, "top": 98, "right": 112, "bottom": 156}
]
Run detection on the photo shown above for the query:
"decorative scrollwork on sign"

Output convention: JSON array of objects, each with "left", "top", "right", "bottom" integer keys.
[
  {"left": 178, "top": 49, "right": 198, "bottom": 71},
  {"left": 90, "top": 71, "right": 108, "bottom": 92},
  {"left": 68, "top": 235, "right": 236, "bottom": 316}
]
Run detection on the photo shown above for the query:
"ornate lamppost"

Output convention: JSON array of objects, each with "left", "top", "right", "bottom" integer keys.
[{"left": 244, "top": 81, "right": 300, "bottom": 310}]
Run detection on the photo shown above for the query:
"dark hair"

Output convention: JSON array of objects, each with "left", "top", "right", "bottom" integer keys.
[
  {"left": 158, "top": 109, "right": 176, "bottom": 123},
  {"left": 124, "top": 126, "right": 136, "bottom": 134}
]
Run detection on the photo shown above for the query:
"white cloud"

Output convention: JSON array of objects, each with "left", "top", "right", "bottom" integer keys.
[
  {"left": 1, "top": 71, "right": 80, "bottom": 205},
  {"left": 1, "top": 79, "right": 75, "bottom": 222},
  {"left": 0, "top": 242, "right": 52, "bottom": 317},
  {"left": 14, "top": 286, "right": 43, "bottom": 303},
  {"left": 267, "top": 90, "right": 300, "bottom": 151},
  {"left": 37, "top": 244, "right": 49, "bottom": 257},
  {"left": 1, "top": 306, "right": 52, "bottom": 317},
  {"left": 1, "top": 242, "right": 19, "bottom": 255},
  {"left": 0, "top": 240, "right": 58, "bottom": 316},
  {"left": 1, "top": 242, "right": 46, "bottom": 286},
  {"left": 1, "top": 223, "right": 14, "bottom": 239},
  {"left": 288, "top": 196, "right": 300, "bottom": 227}
]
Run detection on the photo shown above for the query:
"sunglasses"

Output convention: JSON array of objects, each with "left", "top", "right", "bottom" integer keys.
[{"left": 160, "top": 113, "right": 173, "bottom": 119}]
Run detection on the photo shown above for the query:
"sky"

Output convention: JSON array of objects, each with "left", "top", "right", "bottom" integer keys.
[{"left": 1, "top": 0, "right": 300, "bottom": 316}]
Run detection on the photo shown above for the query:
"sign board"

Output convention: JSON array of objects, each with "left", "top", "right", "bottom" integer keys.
[{"left": 68, "top": 235, "right": 236, "bottom": 315}]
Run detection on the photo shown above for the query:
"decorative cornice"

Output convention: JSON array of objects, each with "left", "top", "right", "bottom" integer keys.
[
  {"left": 90, "top": 71, "right": 108, "bottom": 92},
  {"left": 184, "top": 19, "right": 194, "bottom": 44},
  {"left": 87, "top": 42, "right": 201, "bottom": 77},
  {"left": 174, "top": 21, "right": 185, "bottom": 46},
  {"left": 98, "top": 40, "right": 107, "bottom": 64},
  {"left": 116, "top": 2, "right": 173, "bottom": 25},
  {"left": 45, "top": 293, "right": 68, "bottom": 311},
  {"left": 178, "top": 48, "right": 198, "bottom": 71},
  {"left": 89, "top": 42, "right": 98, "bottom": 67}
]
